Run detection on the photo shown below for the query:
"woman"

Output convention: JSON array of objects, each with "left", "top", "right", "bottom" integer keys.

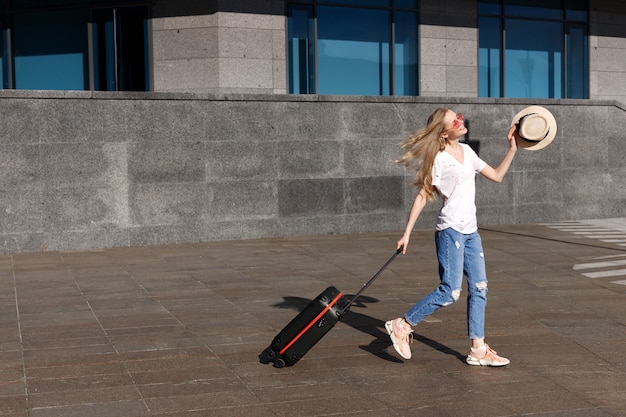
[{"left": 386, "top": 108, "right": 517, "bottom": 366}]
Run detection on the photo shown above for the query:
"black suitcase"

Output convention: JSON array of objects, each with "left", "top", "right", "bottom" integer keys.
[{"left": 259, "top": 248, "right": 401, "bottom": 368}]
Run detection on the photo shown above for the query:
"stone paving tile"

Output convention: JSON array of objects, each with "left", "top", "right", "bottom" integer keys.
[{"left": 1, "top": 221, "right": 626, "bottom": 416}]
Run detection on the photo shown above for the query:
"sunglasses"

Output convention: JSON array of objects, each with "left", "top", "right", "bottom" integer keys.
[{"left": 451, "top": 113, "right": 464, "bottom": 130}]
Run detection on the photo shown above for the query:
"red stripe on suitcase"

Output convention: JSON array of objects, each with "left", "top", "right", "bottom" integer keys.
[{"left": 279, "top": 291, "right": 343, "bottom": 355}]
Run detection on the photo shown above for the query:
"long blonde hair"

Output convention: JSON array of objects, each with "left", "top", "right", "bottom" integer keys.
[{"left": 397, "top": 108, "right": 449, "bottom": 201}]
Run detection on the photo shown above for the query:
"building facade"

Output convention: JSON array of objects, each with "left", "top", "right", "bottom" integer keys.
[
  {"left": 0, "top": 0, "right": 625, "bottom": 253},
  {"left": 0, "top": 1, "right": 624, "bottom": 101},
  {"left": 150, "top": 0, "right": 624, "bottom": 101}
]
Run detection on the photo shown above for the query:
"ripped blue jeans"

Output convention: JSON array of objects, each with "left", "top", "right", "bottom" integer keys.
[{"left": 404, "top": 227, "right": 488, "bottom": 340}]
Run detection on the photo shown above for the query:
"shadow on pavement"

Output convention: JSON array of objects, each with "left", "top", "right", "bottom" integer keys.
[{"left": 266, "top": 293, "right": 465, "bottom": 365}]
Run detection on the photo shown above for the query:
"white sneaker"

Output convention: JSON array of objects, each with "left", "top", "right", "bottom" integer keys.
[
  {"left": 466, "top": 344, "right": 510, "bottom": 367},
  {"left": 385, "top": 318, "right": 413, "bottom": 360}
]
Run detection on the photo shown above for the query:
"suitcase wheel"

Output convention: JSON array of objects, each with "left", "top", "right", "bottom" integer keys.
[
  {"left": 273, "top": 358, "right": 286, "bottom": 368},
  {"left": 258, "top": 347, "right": 277, "bottom": 364}
]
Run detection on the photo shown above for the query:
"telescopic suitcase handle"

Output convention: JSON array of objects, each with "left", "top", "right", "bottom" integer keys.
[{"left": 343, "top": 246, "right": 402, "bottom": 312}]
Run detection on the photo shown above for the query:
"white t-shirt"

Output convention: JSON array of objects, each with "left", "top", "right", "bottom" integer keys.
[{"left": 432, "top": 143, "right": 487, "bottom": 234}]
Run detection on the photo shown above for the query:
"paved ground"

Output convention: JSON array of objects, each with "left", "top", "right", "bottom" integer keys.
[{"left": 1, "top": 219, "right": 626, "bottom": 417}]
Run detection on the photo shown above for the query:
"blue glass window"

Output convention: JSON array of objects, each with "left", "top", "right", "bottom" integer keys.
[
  {"left": 394, "top": 11, "right": 418, "bottom": 95},
  {"left": 0, "top": 2, "right": 149, "bottom": 91},
  {"left": 317, "top": 7, "right": 391, "bottom": 95},
  {"left": 566, "top": 23, "right": 588, "bottom": 98},
  {"left": 93, "top": 7, "right": 150, "bottom": 91},
  {"left": 505, "top": 19, "right": 562, "bottom": 98},
  {"left": 478, "top": 17, "right": 501, "bottom": 98},
  {"left": 288, "top": 5, "right": 314, "bottom": 95},
  {"left": 287, "top": 1, "right": 418, "bottom": 96},
  {"left": 479, "top": 0, "right": 588, "bottom": 99},
  {"left": 0, "top": 17, "right": 5, "bottom": 89},
  {"left": 13, "top": 9, "right": 89, "bottom": 90}
]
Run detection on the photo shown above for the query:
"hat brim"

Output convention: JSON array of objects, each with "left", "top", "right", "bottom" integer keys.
[{"left": 511, "top": 105, "right": 557, "bottom": 151}]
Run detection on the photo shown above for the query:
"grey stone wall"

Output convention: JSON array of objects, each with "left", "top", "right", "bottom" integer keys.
[
  {"left": 151, "top": 0, "right": 287, "bottom": 94},
  {"left": 0, "top": 91, "right": 624, "bottom": 254},
  {"left": 419, "top": 0, "right": 478, "bottom": 97},
  {"left": 590, "top": 1, "right": 626, "bottom": 102}
]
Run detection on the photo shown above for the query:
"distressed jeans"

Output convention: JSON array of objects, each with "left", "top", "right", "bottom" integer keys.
[{"left": 404, "top": 227, "right": 488, "bottom": 339}]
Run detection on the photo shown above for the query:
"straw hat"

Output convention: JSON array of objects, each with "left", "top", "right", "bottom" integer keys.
[{"left": 512, "top": 106, "right": 557, "bottom": 151}]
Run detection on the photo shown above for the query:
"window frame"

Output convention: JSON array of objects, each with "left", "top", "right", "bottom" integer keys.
[
  {"left": 287, "top": 0, "right": 419, "bottom": 96},
  {"left": 0, "top": 1, "right": 151, "bottom": 91},
  {"left": 478, "top": 0, "right": 589, "bottom": 99}
]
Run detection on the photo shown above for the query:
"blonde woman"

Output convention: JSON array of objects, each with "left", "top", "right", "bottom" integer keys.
[{"left": 386, "top": 108, "right": 517, "bottom": 366}]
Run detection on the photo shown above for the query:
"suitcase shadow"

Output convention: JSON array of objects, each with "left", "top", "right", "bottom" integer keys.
[{"left": 272, "top": 295, "right": 466, "bottom": 364}]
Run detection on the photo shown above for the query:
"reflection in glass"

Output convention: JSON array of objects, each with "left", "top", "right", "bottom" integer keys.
[
  {"left": 566, "top": 23, "right": 588, "bottom": 98},
  {"left": 317, "top": 7, "right": 390, "bottom": 95},
  {"left": 505, "top": 19, "right": 562, "bottom": 98},
  {"left": 288, "top": 5, "right": 314, "bottom": 94},
  {"left": 394, "top": 11, "right": 418, "bottom": 95},
  {"left": 478, "top": 16, "right": 501, "bottom": 97},
  {"left": 13, "top": 9, "right": 88, "bottom": 90}
]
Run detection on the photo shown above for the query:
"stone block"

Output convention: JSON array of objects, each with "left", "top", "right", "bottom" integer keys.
[
  {"left": 204, "top": 101, "right": 343, "bottom": 142},
  {"left": 205, "top": 140, "right": 279, "bottom": 181},
  {"left": 218, "top": 11, "right": 284, "bottom": 30},
  {"left": 278, "top": 140, "right": 343, "bottom": 179},
  {"left": 447, "top": 66, "right": 478, "bottom": 95},
  {"left": 515, "top": 202, "right": 566, "bottom": 223},
  {"left": 129, "top": 183, "right": 206, "bottom": 226},
  {"left": 477, "top": 204, "right": 517, "bottom": 226},
  {"left": 511, "top": 140, "right": 562, "bottom": 171},
  {"left": 345, "top": 176, "right": 403, "bottom": 214},
  {"left": 153, "top": 58, "right": 219, "bottom": 92},
  {"left": 445, "top": 39, "right": 477, "bottom": 67},
  {"left": 152, "top": 27, "right": 218, "bottom": 60},
  {"left": 420, "top": 38, "right": 447, "bottom": 66},
  {"left": 41, "top": 187, "right": 123, "bottom": 232},
  {"left": 0, "top": 144, "right": 40, "bottom": 189},
  {"left": 420, "top": 65, "right": 447, "bottom": 94},
  {"left": 272, "top": 30, "right": 285, "bottom": 60},
  {"left": 272, "top": 59, "right": 287, "bottom": 93},
  {"left": 40, "top": 142, "right": 127, "bottom": 189},
  {"left": 514, "top": 170, "right": 564, "bottom": 205},
  {"left": 219, "top": 27, "right": 273, "bottom": 59},
  {"left": 344, "top": 139, "right": 405, "bottom": 178},
  {"left": 594, "top": 71, "right": 626, "bottom": 99},
  {"left": 0, "top": 189, "right": 43, "bottom": 233},
  {"left": 278, "top": 179, "right": 343, "bottom": 218},
  {"left": 219, "top": 57, "right": 274, "bottom": 89},
  {"left": 339, "top": 103, "right": 408, "bottom": 140},
  {"left": 562, "top": 170, "right": 613, "bottom": 203},
  {"left": 476, "top": 174, "right": 515, "bottom": 207},
  {"left": 41, "top": 100, "right": 102, "bottom": 143},
  {"left": 590, "top": 47, "right": 626, "bottom": 72},
  {"left": 151, "top": 14, "right": 217, "bottom": 31},
  {"left": 0, "top": 232, "right": 45, "bottom": 254},
  {"left": 129, "top": 140, "right": 205, "bottom": 183},
  {"left": 41, "top": 229, "right": 110, "bottom": 252},
  {"left": 563, "top": 135, "right": 608, "bottom": 167},
  {"left": 0, "top": 100, "right": 47, "bottom": 144},
  {"left": 207, "top": 180, "right": 278, "bottom": 221}
]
